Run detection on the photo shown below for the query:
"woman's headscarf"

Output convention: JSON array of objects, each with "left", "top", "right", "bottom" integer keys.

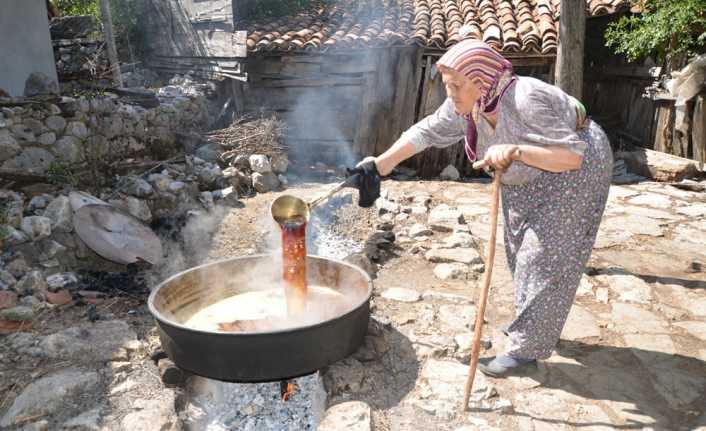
[{"left": 437, "top": 40, "right": 516, "bottom": 162}]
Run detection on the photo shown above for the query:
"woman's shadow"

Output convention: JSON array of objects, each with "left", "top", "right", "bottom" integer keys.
[{"left": 513, "top": 339, "right": 706, "bottom": 430}]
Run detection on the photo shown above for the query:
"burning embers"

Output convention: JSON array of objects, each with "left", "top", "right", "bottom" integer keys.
[
  {"left": 280, "top": 216, "right": 308, "bottom": 314},
  {"left": 280, "top": 380, "right": 297, "bottom": 401}
]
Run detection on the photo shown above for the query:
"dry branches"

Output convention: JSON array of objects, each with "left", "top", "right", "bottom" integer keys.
[{"left": 203, "top": 114, "right": 288, "bottom": 162}]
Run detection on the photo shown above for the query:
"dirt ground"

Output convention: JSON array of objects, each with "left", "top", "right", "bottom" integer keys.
[{"left": 2, "top": 175, "right": 705, "bottom": 431}]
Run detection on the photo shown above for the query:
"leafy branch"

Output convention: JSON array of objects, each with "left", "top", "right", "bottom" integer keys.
[{"left": 604, "top": 0, "right": 706, "bottom": 63}]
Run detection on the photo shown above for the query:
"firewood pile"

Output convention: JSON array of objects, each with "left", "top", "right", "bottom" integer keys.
[{"left": 203, "top": 115, "right": 288, "bottom": 163}]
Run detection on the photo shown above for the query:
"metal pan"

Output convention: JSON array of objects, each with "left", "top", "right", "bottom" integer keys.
[{"left": 148, "top": 254, "right": 372, "bottom": 382}]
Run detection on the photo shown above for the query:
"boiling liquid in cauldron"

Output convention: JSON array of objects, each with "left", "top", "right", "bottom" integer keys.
[
  {"left": 184, "top": 286, "right": 350, "bottom": 332},
  {"left": 281, "top": 216, "right": 307, "bottom": 314}
]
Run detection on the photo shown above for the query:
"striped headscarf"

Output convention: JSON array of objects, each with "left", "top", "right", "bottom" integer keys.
[{"left": 437, "top": 40, "right": 516, "bottom": 162}]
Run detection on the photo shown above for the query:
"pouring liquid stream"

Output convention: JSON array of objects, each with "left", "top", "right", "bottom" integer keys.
[{"left": 280, "top": 215, "right": 308, "bottom": 315}]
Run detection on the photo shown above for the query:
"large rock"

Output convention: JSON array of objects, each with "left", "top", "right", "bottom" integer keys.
[
  {"left": 562, "top": 305, "right": 601, "bottom": 340},
  {"left": 23, "top": 72, "right": 59, "bottom": 97},
  {"left": 65, "top": 121, "right": 89, "bottom": 139},
  {"left": 125, "top": 196, "right": 152, "bottom": 222},
  {"left": 232, "top": 154, "right": 250, "bottom": 170},
  {"left": 409, "top": 224, "right": 433, "bottom": 238},
  {"left": 604, "top": 215, "right": 665, "bottom": 237},
  {"left": 45, "top": 115, "right": 67, "bottom": 133},
  {"left": 437, "top": 304, "right": 474, "bottom": 332},
  {"left": 596, "top": 273, "right": 652, "bottom": 304},
  {"left": 2, "top": 147, "right": 55, "bottom": 174},
  {"left": 249, "top": 154, "right": 272, "bottom": 173},
  {"left": 433, "top": 263, "right": 469, "bottom": 280},
  {"left": 252, "top": 171, "right": 280, "bottom": 193},
  {"left": 439, "top": 165, "right": 460, "bottom": 181},
  {"left": 610, "top": 303, "right": 667, "bottom": 334},
  {"left": 380, "top": 287, "right": 421, "bottom": 303},
  {"left": 428, "top": 204, "right": 465, "bottom": 232},
  {"left": 15, "top": 271, "right": 48, "bottom": 295},
  {"left": 442, "top": 232, "right": 474, "bottom": 248},
  {"left": 0, "top": 130, "right": 21, "bottom": 162},
  {"left": 37, "top": 132, "right": 56, "bottom": 146},
  {"left": 198, "top": 164, "right": 222, "bottom": 187},
  {"left": 0, "top": 270, "right": 17, "bottom": 290},
  {"left": 617, "top": 148, "right": 699, "bottom": 182},
  {"left": 124, "top": 178, "right": 154, "bottom": 198},
  {"left": 271, "top": 154, "right": 289, "bottom": 174},
  {"left": 673, "top": 321, "right": 706, "bottom": 341},
  {"left": 676, "top": 203, "right": 706, "bottom": 218},
  {"left": 324, "top": 357, "right": 367, "bottom": 395},
  {"left": 45, "top": 272, "right": 78, "bottom": 292},
  {"left": 0, "top": 305, "right": 34, "bottom": 321},
  {"left": 0, "top": 368, "right": 100, "bottom": 428},
  {"left": 21, "top": 216, "right": 52, "bottom": 240},
  {"left": 54, "top": 136, "right": 82, "bottom": 163},
  {"left": 627, "top": 193, "right": 671, "bottom": 209},
  {"left": 425, "top": 247, "right": 482, "bottom": 265},
  {"left": 62, "top": 406, "right": 102, "bottom": 430},
  {"left": 420, "top": 359, "right": 489, "bottom": 404},
  {"left": 119, "top": 393, "right": 181, "bottom": 431},
  {"left": 39, "top": 320, "right": 139, "bottom": 362},
  {"left": 44, "top": 196, "right": 72, "bottom": 233},
  {"left": 318, "top": 401, "right": 371, "bottom": 431}
]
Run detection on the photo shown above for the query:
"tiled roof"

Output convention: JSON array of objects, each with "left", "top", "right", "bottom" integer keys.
[{"left": 244, "top": 0, "right": 633, "bottom": 54}]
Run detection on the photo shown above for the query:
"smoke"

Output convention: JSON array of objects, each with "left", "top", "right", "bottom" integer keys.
[{"left": 282, "top": 87, "right": 359, "bottom": 169}]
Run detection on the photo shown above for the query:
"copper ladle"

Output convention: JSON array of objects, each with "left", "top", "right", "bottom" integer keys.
[{"left": 270, "top": 174, "right": 360, "bottom": 224}]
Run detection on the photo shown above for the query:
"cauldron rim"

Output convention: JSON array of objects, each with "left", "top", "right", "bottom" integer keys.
[{"left": 147, "top": 253, "right": 373, "bottom": 337}]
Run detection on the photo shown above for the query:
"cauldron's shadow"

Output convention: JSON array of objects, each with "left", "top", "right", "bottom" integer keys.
[
  {"left": 500, "top": 340, "right": 706, "bottom": 430},
  {"left": 321, "top": 318, "right": 420, "bottom": 411}
]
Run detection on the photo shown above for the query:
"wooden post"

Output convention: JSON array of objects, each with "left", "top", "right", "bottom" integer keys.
[
  {"left": 693, "top": 95, "right": 706, "bottom": 169},
  {"left": 555, "top": 0, "right": 585, "bottom": 99},
  {"left": 99, "top": 0, "right": 123, "bottom": 87}
]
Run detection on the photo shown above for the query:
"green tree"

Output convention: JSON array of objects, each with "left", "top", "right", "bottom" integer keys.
[
  {"left": 54, "top": 0, "right": 99, "bottom": 17},
  {"left": 604, "top": 0, "right": 706, "bottom": 63}
]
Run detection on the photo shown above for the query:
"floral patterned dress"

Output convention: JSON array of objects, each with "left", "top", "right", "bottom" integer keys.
[{"left": 399, "top": 76, "right": 613, "bottom": 360}]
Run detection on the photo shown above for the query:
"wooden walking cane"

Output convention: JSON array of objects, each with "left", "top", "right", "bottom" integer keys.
[{"left": 461, "top": 160, "right": 502, "bottom": 412}]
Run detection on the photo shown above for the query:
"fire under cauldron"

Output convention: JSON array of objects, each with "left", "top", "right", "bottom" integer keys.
[{"left": 148, "top": 254, "right": 372, "bottom": 382}]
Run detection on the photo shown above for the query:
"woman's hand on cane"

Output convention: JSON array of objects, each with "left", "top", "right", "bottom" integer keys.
[{"left": 480, "top": 144, "right": 522, "bottom": 171}]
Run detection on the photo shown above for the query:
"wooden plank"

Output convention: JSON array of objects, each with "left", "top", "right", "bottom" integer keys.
[
  {"left": 693, "top": 95, "right": 706, "bottom": 168},
  {"left": 555, "top": 0, "right": 585, "bottom": 99},
  {"left": 319, "top": 51, "right": 379, "bottom": 74},
  {"left": 416, "top": 56, "right": 433, "bottom": 121},
  {"left": 673, "top": 102, "right": 693, "bottom": 159},
  {"left": 353, "top": 51, "right": 382, "bottom": 159},
  {"left": 653, "top": 102, "right": 675, "bottom": 154}
]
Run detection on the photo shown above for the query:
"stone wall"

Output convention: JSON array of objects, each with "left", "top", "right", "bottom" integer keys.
[{"left": 0, "top": 87, "right": 209, "bottom": 176}]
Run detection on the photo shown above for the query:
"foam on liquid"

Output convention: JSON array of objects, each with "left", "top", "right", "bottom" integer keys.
[{"left": 184, "top": 285, "right": 349, "bottom": 332}]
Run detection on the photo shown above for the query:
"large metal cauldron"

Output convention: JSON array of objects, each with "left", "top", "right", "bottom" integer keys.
[{"left": 148, "top": 255, "right": 372, "bottom": 382}]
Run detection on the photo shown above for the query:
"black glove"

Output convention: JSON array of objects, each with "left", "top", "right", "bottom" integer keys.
[{"left": 346, "top": 160, "right": 381, "bottom": 208}]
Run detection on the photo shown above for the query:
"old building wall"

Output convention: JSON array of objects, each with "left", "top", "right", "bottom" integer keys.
[{"left": 0, "top": 0, "right": 59, "bottom": 96}]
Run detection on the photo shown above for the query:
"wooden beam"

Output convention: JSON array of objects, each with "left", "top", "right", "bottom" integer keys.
[
  {"left": 693, "top": 95, "right": 706, "bottom": 169},
  {"left": 555, "top": 0, "right": 585, "bottom": 99}
]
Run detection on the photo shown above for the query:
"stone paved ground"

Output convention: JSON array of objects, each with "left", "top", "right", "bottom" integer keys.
[
  {"left": 349, "top": 178, "right": 706, "bottom": 431},
  {"left": 1, "top": 177, "right": 705, "bottom": 431}
]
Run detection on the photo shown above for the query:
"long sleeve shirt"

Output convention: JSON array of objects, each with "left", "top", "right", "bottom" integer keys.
[{"left": 398, "top": 76, "right": 587, "bottom": 185}]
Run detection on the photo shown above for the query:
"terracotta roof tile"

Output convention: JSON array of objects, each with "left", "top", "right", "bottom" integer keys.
[{"left": 244, "top": 0, "right": 632, "bottom": 54}]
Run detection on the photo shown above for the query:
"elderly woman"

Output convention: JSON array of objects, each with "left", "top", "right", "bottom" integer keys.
[{"left": 352, "top": 40, "right": 613, "bottom": 376}]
